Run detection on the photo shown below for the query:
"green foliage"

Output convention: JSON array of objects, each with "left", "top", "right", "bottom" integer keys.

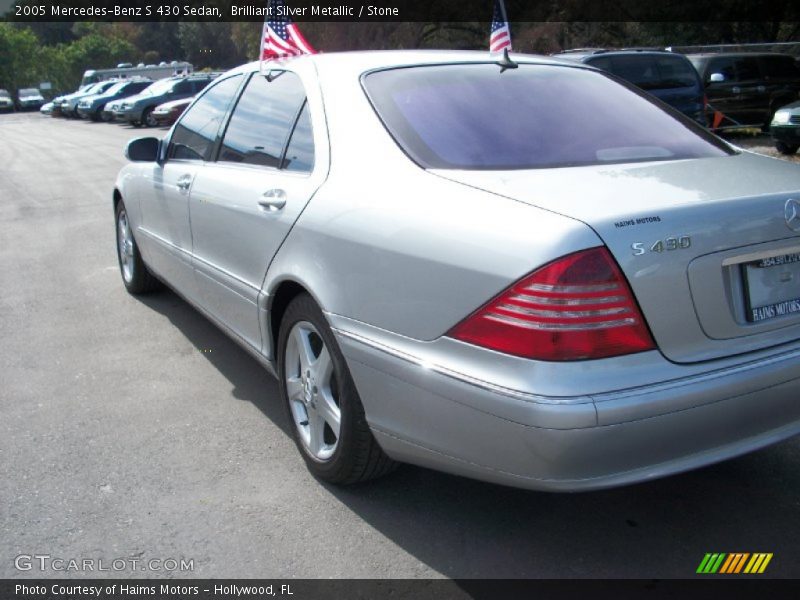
[
  {"left": 0, "top": 23, "right": 39, "bottom": 93},
  {"left": 0, "top": 20, "right": 798, "bottom": 97}
]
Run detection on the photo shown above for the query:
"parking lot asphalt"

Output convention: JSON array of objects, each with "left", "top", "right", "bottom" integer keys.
[{"left": 1, "top": 111, "right": 799, "bottom": 580}]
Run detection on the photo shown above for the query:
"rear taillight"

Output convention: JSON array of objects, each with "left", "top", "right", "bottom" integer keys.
[{"left": 447, "top": 247, "right": 655, "bottom": 361}]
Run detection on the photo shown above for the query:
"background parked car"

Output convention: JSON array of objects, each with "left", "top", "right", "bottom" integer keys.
[
  {"left": 16, "top": 88, "right": 45, "bottom": 111},
  {"left": 76, "top": 79, "right": 152, "bottom": 121},
  {"left": 39, "top": 101, "right": 54, "bottom": 116},
  {"left": 555, "top": 49, "right": 706, "bottom": 124},
  {"left": 688, "top": 52, "right": 800, "bottom": 129},
  {"left": 770, "top": 100, "right": 800, "bottom": 155},
  {"left": 59, "top": 81, "right": 117, "bottom": 118},
  {"left": 0, "top": 89, "right": 13, "bottom": 112},
  {"left": 114, "top": 74, "right": 217, "bottom": 127},
  {"left": 151, "top": 96, "right": 193, "bottom": 126}
]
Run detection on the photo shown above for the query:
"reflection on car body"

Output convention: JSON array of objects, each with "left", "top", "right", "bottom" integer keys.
[{"left": 113, "top": 51, "right": 800, "bottom": 492}]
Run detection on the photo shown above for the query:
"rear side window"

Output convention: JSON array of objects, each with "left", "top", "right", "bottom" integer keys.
[
  {"left": 283, "top": 101, "right": 314, "bottom": 172},
  {"left": 364, "top": 63, "right": 732, "bottom": 170},
  {"left": 193, "top": 79, "right": 212, "bottom": 93},
  {"left": 733, "top": 57, "right": 761, "bottom": 80},
  {"left": 760, "top": 56, "right": 800, "bottom": 79},
  {"left": 218, "top": 71, "right": 306, "bottom": 168},
  {"left": 173, "top": 79, "right": 193, "bottom": 94},
  {"left": 169, "top": 75, "right": 242, "bottom": 161},
  {"left": 593, "top": 55, "right": 698, "bottom": 90},
  {"left": 127, "top": 81, "right": 151, "bottom": 93}
]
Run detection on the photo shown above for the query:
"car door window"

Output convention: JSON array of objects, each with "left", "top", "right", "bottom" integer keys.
[
  {"left": 707, "top": 57, "right": 736, "bottom": 82},
  {"left": 760, "top": 56, "right": 799, "bottom": 79},
  {"left": 193, "top": 79, "right": 212, "bottom": 94},
  {"left": 173, "top": 79, "right": 193, "bottom": 94},
  {"left": 283, "top": 101, "right": 314, "bottom": 172},
  {"left": 733, "top": 57, "right": 761, "bottom": 81},
  {"left": 218, "top": 71, "right": 306, "bottom": 168},
  {"left": 168, "top": 75, "right": 242, "bottom": 162}
]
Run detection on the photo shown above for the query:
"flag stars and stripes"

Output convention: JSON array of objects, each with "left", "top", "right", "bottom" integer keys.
[
  {"left": 490, "top": 0, "right": 512, "bottom": 53},
  {"left": 260, "top": 0, "right": 316, "bottom": 63}
]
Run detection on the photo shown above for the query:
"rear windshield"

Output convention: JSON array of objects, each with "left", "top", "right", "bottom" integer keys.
[
  {"left": 588, "top": 55, "right": 699, "bottom": 90},
  {"left": 19, "top": 88, "right": 39, "bottom": 95},
  {"left": 363, "top": 63, "right": 732, "bottom": 170}
]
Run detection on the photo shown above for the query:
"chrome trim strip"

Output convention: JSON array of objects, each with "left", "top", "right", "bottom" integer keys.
[
  {"left": 137, "top": 226, "right": 260, "bottom": 292},
  {"left": 485, "top": 312, "right": 635, "bottom": 330},
  {"left": 331, "top": 327, "right": 594, "bottom": 405},
  {"left": 511, "top": 293, "right": 625, "bottom": 306},
  {"left": 332, "top": 322, "right": 800, "bottom": 411},
  {"left": 721, "top": 243, "right": 800, "bottom": 267},
  {"left": 138, "top": 227, "right": 192, "bottom": 257},
  {"left": 496, "top": 303, "right": 629, "bottom": 319},
  {"left": 525, "top": 282, "right": 620, "bottom": 293}
]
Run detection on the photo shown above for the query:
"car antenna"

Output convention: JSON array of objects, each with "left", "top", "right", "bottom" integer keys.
[{"left": 496, "top": 48, "right": 518, "bottom": 72}]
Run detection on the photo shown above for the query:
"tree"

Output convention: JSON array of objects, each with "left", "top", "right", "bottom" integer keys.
[{"left": 0, "top": 23, "right": 40, "bottom": 94}]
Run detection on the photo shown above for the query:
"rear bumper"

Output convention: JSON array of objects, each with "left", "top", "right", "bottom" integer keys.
[{"left": 335, "top": 328, "right": 800, "bottom": 491}]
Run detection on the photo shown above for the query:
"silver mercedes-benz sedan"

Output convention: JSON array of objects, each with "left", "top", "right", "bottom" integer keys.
[{"left": 114, "top": 51, "right": 800, "bottom": 491}]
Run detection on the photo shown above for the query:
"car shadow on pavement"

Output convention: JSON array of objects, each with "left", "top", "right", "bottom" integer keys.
[
  {"left": 136, "top": 289, "right": 292, "bottom": 437},
  {"left": 322, "top": 443, "right": 800, "bottom": 578},
  {"left": 136, "top": 288, "right": 799, "bottom": 579}
]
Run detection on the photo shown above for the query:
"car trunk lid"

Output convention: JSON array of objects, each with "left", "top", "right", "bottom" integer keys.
[{"left": 430, "top": 151, "right": 800, "bottom": 363}]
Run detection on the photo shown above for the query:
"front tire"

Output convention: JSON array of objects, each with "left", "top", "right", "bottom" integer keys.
[
  {"left": 277, "top": 294, "right": 397, "bottom": 484},
  {"left": 115, "top": 200, "right": 160, "bottom": 294},
  {"left": 776, "top": 141, "right": 799, "bottom": 155},
  {"left": 142, "top": 107, "right": 158, "bottom": 128}
]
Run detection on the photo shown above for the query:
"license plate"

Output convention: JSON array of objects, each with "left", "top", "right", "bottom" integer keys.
[{"left": 743, "top": 252, "right": 800, "bottom": 323}]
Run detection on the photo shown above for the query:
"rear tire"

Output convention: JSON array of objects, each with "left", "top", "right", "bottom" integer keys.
[
  {"left": 775, "top": 141, "right": 799, "bottom": 155},
  {"left": 277, "top": 293, "right": 397, "bottom": 485},
  {"left": 115, "top": 200, "right": 160, "bottom": 295}
]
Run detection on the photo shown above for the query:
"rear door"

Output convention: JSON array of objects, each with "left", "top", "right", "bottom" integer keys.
[{"left": 189, "top": 70, "right": 324, "bottom": 350}]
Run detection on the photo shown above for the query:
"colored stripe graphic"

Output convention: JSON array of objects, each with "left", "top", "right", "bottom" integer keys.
[
  {"left": 744, "top": 553, "right": 773, "bottom": 574},
  {"left": 698, "top": 552, "right": 773, "bottom": 574},
  {"left": 720, "top": 553, "right": 749, "bottom": 573},
  {"left": 697, "top": 553, "right": 726, "bottom": 573}
]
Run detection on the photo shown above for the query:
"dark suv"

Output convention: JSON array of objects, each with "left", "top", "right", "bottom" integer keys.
[
  {"left": 555, "top": 50, "right": 705, "bottom": 124},
  {"left": 687, "top": 53, "right": 800, "bottom": 129},
  {"left": 114, "top": 75, "right": 217, "bottom": 127}
]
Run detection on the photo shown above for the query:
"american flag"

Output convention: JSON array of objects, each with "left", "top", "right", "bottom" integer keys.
[
  {"left": 260, "top": 0, "right": 316, "bottom": 63},
  {"left": 489, "top": 0, "right": 512, "bottom": 53}
]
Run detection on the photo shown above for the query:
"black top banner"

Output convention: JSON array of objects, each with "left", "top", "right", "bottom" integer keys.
[{"left": 4, "top": 0, "right": 800, "bottom": 22}]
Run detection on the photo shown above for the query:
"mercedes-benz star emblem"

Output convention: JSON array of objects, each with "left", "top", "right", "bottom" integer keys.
[{"left": 786, "top": 199, "right": 800, "bottom": 232}]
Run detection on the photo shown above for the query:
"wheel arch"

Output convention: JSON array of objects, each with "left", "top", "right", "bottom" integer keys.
[{"left": 268, "top": 279, "right": 313, "bottom": 361}]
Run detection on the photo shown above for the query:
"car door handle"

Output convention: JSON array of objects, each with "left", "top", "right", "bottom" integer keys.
[
  {"left": 176, "top": 175, "right": 193, "bottom": 191},
  {"left": 757, "top": 85, "right": 766, "bottom": 93},
  {"left": 258, "top": 189, "right": 286, "bottom": 212},
  {"left": 731, "top": 86, "right": 741, "bottom": 94}
]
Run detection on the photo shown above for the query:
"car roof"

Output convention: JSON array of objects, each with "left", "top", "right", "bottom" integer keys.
[
  {"left": 228, "top": 49, "right": 589, "bottom": 77},
  {"left": 687, "top": 52, "right": 793, "bottom": 59}
]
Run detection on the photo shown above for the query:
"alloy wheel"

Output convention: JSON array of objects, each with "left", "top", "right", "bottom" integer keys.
[{"left": 284, "top": 321, "right": 341, "bottom": 461}]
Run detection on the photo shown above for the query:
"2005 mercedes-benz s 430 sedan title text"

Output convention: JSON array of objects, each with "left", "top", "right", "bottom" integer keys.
[{"left": 113, "top": 51, "right": 800, "bottom": 491}]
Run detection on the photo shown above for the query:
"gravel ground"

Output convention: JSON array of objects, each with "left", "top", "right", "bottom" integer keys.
[{"left": 722, "top": 130, "right": 800, "bottom": 163}]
